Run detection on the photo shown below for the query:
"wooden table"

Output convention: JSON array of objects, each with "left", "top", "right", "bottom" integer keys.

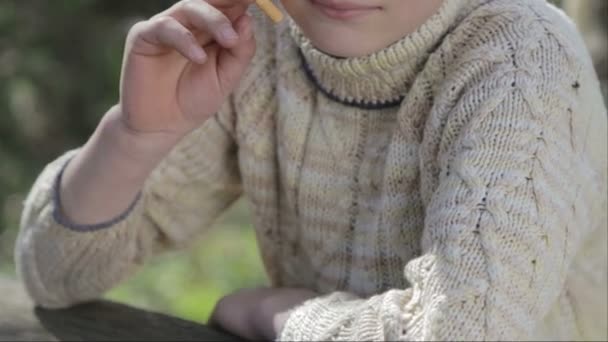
[{"left": 0, "top": 278, "right": 246, "bottom": 341}]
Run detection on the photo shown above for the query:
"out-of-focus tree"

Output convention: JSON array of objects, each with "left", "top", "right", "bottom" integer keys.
[{"left": 0, "top": 0, "right": 173, "bottom": 267}]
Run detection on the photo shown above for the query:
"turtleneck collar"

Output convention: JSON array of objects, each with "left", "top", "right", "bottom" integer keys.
[{"left": 290, "top": 0, "right": 480, "bottom": 109}]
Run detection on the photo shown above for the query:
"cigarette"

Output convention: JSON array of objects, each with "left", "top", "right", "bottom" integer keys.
[{"left": 256, "top": 0, "right": 284, "bottom": 23}]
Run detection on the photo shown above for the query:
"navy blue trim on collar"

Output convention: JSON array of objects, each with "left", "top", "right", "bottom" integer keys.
[{"left": 298, "top": 49, "right": 404, "bottom": 110}]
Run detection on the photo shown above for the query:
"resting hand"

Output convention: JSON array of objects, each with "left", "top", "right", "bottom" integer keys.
[{"left": 208, "top": 286, "right": 318, "bottom": 340}]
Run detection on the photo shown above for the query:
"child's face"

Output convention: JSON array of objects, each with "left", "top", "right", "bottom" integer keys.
[{"left": 281, "top": 0, "right": 444, "bottom": 57}]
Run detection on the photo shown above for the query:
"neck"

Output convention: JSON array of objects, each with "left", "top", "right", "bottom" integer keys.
[{"left": 291, "top": 0, "right": 478, "bottom": 108}]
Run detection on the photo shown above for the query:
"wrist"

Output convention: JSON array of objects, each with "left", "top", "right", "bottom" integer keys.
[
  {"left": 56, "top": 105, "right": 180, "bottom": 226},
  {"left": 100, "top": 105, "right": 183, "bottom": 169}
]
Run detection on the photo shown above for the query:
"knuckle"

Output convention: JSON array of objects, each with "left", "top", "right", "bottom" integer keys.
[
  {"left": 209, "top": 11, "right": 230, "bottom": 27},
  {"left": 154, "top": 16, "right": 175, "bottom": 29},
  {"left": 187, "top": 0, "right": 228, "bottom": 28},
  {"left": 126, "top": 21, "right": 151, "bottom": 46},
  {"left": 180, "top": 0, "right": 199, "bottom": 12},
  {"left": 127, "top": 20, "right": 147, "bottom": 37}
]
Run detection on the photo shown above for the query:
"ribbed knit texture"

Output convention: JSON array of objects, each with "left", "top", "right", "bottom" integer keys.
[{"left": 15, "top": 0, "right": 607, "bottom": 340}]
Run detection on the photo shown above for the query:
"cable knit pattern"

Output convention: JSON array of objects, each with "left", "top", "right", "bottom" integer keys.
[{"left": 16, "top": 0, "right": 607, "bottom": 340}]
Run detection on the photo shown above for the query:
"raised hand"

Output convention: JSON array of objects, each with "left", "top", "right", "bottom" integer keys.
[{"left": 120, "top": 0, "right": 256, "bottom": 138}]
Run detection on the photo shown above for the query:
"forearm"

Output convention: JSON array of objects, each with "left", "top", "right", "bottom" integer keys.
[
  {"left": 60, "top": 105, "right": 181, "bottom": 226},
  {"left": 17, "top": 101, "right": 243, "bottom": 308},
  {"left": 16, "top": 149, "right": 150, "bottom": 308}
]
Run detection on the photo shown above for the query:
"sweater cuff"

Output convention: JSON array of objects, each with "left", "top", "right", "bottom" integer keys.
[
  {"left": 278, "top": 291, "right": 362, "bottom": 341},
  {"left": 52, "top": 156, "right": 142, "bottom": 232}
]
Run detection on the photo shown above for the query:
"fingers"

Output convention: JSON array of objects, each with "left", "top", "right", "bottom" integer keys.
[
  {"left": 216, "top": 14, "right": 257, "bottom": 93},
  {"left": 131, "top": 17, "right": 208, "bottom": 64},
  {"left": 158, "top": 0, "right": 254, "bottom": 48},
  {"left": 227, "top": 14, "right": 256, "bottom": 60},
  {"left": 127, "top": 0, "right": 257, "bottom": 65},
  {"left": 174, "top": 0, "right": 240, "bottom": 48}
]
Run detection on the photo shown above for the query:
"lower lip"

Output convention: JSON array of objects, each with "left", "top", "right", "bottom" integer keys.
[{"left": 310, "top": 0, "right": 380, "bottom": 20}]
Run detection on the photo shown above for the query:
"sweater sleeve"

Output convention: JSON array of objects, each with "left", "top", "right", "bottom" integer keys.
[
  {"left": 278, "top": 30, "right": 602, "bottom": 342},
  {"left": 15, "top": 6, "right": 278, "bottom": 309},
  {"left": 15, "top": 104, "right": 242, "bottom": 309}
]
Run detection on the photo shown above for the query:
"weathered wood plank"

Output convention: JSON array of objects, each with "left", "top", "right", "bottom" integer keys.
[
  {"left": 0, "top": 277, "right": 56, "bottom": 341},
  {"left": 35, "top": 300, "right": 247, "bottom": 342},
  {"left": 0, "top": 277, "right": 247, "bottom": 342}
]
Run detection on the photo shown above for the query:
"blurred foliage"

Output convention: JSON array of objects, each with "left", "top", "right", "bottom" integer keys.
[
  {"left": 0, "top": 0, "right": 173, "bottom": 249},
  {"left": 0, "top": 0, "right": 266, "bottom": 323},
  {"left": 0, "top": 0, "right": 605, "bottom": 324}
]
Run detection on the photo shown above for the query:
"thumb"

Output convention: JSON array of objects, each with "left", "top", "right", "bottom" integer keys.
[{"left": 216, "top": 14, "right": 256, "bottom": 93}]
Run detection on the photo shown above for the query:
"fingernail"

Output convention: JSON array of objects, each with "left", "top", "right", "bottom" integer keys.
[
  {"left": 191, "top": 46, "right": 207, "bottom": 63},
  {"left": 220, "top": 25, "right": 238, "bottom": 43}
]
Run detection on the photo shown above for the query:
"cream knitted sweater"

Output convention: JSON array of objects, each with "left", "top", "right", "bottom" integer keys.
[{"left": 16, "top": 0, "right": 607, "bottom": 340}]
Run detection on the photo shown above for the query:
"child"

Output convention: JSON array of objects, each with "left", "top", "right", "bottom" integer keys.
[{"left": 16, "top": 0, "right": 607, "bottom": 340}]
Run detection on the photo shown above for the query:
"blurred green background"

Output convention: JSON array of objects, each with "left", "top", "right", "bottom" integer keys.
[{"left": 0, "top": 0, "right": 605, "bottom": 324}]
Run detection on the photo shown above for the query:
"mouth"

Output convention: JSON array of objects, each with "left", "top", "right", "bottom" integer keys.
[{"left": 310, "top": 0, "right": 382, "bottom": 20}]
